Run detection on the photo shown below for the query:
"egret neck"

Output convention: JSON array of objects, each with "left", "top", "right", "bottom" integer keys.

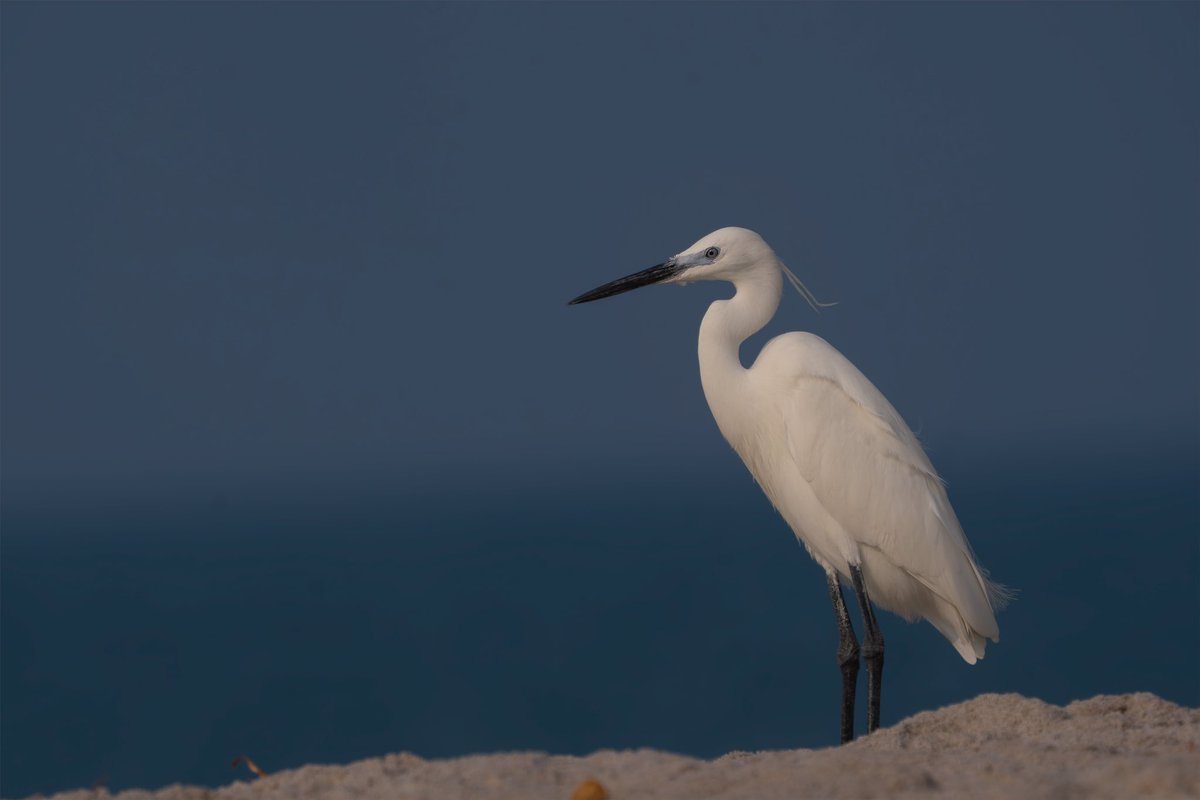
[{"left": 697, "top": 257, "right": 783, "bottom": 440}]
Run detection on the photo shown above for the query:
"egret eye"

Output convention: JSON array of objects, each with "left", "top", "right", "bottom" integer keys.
[{"left": 705, "top": 246, "right": 720, "bottom": 260}]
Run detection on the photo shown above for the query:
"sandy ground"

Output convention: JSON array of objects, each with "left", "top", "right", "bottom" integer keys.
[{"left": 34, "top": 693, "right": 1199, "bottom": 800}]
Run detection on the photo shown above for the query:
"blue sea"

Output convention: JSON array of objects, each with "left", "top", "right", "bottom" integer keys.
[{"left": 2, "top": 453, "right": 1197, "bottom": 797}]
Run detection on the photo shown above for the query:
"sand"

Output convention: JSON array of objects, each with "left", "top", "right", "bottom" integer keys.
[{"left": 32, "top": 693, "right": 1199, "bottom": 800}]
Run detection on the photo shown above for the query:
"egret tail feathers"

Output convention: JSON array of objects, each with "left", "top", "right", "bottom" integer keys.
[
  {"left": 925, "top": 609, "right": 990, "bottom": 664},
  {"left": 983, "top": 571, "right": 1016, "bottom": 611}
]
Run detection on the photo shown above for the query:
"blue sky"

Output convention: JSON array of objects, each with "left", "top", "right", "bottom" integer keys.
[{"left": 3, "top": 1, "right": 1197, "bottom": 500}]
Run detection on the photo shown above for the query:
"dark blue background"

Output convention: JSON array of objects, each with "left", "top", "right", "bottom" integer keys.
[{"left": 3, "top": 3, "right": 1197, "bottom": 796}]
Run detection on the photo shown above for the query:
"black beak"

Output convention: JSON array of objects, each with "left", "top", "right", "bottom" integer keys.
[{"left": 568, "top": 260, "right": 683, "bottom": 305}]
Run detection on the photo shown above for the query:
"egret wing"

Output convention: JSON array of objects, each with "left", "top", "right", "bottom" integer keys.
[{"left": 758, "top": 333, "right": 1000, "bottom": 645}]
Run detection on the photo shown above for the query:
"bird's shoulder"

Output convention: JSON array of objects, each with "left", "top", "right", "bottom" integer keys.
[
  {"left": 754, "top": 331, "right": 845, "bottom": 374},
  {"left": 754, "top": 332, "right": 885, "bottom": 410},
  {"left": 753, "top": 332, "right": 934, "bottom": 471}
]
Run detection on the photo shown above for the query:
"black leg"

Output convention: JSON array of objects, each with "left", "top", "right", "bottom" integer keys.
[
  {"left": 826, "top": 571, "right": 859, "bottom": 744},
  {"left": 849, "top": 564, "right": 884, "bottom": 733}
]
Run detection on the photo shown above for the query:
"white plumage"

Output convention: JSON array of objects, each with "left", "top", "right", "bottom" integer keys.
[
  {"left": 571, "top": 226, "right": 1005, "bottom": 740},
  {"left": 724, "top": 331, "right": 1000, "bottom": 662}
]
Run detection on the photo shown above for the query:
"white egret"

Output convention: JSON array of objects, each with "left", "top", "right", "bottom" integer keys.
[{"left": 569, "top": 227, "right": 1006, "bottom": 743}]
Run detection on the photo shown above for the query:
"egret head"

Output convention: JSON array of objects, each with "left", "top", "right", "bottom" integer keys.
[
  {"left": 568, "top": 227, "right": 777, "bottom": 305},
  {"left": 569, "top": 226, "right": 833, "bottom": 312}
]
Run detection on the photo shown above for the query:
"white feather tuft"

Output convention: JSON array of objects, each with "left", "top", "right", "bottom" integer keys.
[{"left": 780, "top": 261, "right": 837, "bottom": 314}]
